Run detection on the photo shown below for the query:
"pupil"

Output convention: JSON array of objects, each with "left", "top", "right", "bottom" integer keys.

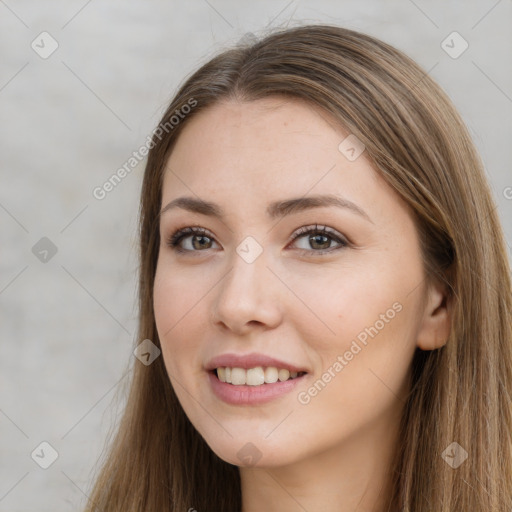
[
  {"left": 193, "top": 235, "right": 210, "bottom": 250},
  {"left": 311, "top": 234, "right": 329, "bottom": 249}
]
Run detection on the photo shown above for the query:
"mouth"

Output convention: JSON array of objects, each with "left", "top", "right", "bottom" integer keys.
[
  {"left": 211, "top": 366, "right": 307, "bottom": 386},
  {"left": 204, "top": 353, "right": 309, "bottom": 405},
  {"left": 207, "top": 366, "right": 308, "bottom": 405}
]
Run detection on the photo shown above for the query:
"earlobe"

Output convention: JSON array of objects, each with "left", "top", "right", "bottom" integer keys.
[{"left": 416, "top": 281, "right": 452, "bottom": 351}]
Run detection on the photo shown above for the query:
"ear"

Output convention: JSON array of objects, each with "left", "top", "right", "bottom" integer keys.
[{"left": 416, "top": 280, "right": 452, "bottom": 351}]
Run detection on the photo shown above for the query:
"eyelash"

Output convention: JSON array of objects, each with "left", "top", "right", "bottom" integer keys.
[{"left": 165, "top": 224, "right": 349, "bottom": 256}]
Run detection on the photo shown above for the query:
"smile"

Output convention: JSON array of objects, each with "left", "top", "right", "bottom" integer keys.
[
  {"left": 216, "top": 366, "right": 306, "bottom": 386},
  {"left": 205, "top": 353, "right": 309, "bottom": 405},
  {"left": 208, "top": 368, "right": 308, "bottom": 406}
]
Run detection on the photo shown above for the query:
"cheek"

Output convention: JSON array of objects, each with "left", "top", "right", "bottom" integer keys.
[
  {"left": 291, "top": 259, "right": 422, "bottom": 414},
  {"left": 288, "top": 257, "right": 420, "bottom": 353},
  {"left": 291, "top": 303, "right": 417, "bottom": 455},
  {"left": 153, "top": 264, "right": 207, "bottom": 381}
]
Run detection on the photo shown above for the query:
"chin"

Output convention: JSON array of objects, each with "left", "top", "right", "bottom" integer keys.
[{"left": 200, "top": 432, "right": 300, "bottom": 468}]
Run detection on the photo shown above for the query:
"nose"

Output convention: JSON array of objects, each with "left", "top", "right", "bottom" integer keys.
[{"left": 210, "top": 246, "right": 283, "bottom": 336}]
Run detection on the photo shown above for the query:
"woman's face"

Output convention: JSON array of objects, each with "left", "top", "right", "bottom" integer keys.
[{"left": 153, "top": 97, "right": 442, "bottom": 468}]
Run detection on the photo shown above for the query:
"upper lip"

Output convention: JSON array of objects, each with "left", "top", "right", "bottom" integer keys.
[{"left": 205, "top": 353, "right": 308, "bottom": 373}]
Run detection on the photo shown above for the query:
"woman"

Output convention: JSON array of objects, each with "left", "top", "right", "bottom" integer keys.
[{"left": 85, "top": 24, "right": 512, "bottom": 511}]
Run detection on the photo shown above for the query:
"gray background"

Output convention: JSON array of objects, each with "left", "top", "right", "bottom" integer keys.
[{"left": 1, "top": 1, "right": 511, "bottom": 510}]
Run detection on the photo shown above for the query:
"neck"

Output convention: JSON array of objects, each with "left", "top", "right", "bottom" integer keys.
[{"left": 239, "top": 412, "right": 401, "bottom": 512}]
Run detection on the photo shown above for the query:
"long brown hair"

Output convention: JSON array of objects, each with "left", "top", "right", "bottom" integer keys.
[{"left": 84, "top": 24, "right": 512, "bottom": 511}]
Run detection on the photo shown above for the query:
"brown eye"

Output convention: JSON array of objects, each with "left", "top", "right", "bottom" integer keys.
[
  {"left": 189, "top": 234, "right": 213, "bottom": 250},
  {"left": 290, "top": 225, "right": 348, "bottom": 255},
  {"left": 167, "top": 227, "right": 218, "bottom": 253},
  {"left": 166, "top": 224, "right": 348, "bottom": 256}
]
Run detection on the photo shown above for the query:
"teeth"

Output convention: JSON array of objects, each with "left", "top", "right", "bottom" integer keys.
[
  {"left": 231, "top": 367, "right": 246, "bottom": 385},
  {"left": 278, "top": 369, "right": 290, "bottom": 381},
  {"left": 246, "top": 367, "right": 265, "bottom": 386},
  {"left": 264, "top": 367, "right": 278, "bottom": 383},
  {"left": 215, "top": 366, "right": 304, "bottom": 386}
]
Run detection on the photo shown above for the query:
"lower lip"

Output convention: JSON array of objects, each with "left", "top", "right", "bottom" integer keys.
[{"left": 207, "top": 371, "right": 306, "bottom": 405}]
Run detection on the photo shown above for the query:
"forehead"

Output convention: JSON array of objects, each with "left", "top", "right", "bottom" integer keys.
[
  {"left": 162, "top": 97, "right": 375, "bottom": 196},
  {"left": 159, "top": 98, "right": 417, "bottom": 247},
  {"left": 171, "top": 96, "right": 349, "bottom": 150}
]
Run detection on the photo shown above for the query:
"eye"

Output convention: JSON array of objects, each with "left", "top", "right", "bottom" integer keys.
[
  {"left": 166, "top": 226, "right": 218, "bottom": 254},
  {"left": 288, "top": 224, "right": 348, "bottom": 255},
  {"left": 166, "top": 224, "right": 349, "bottom": 256}
]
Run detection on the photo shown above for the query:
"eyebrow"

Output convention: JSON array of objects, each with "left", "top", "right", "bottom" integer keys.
[{"left": 160, "top": 194, "right": 373, "bottom": 223}]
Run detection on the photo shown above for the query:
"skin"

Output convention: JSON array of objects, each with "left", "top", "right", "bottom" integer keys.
[{"left": 153, "top": 97, "right": 451, "bottom": 512}]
